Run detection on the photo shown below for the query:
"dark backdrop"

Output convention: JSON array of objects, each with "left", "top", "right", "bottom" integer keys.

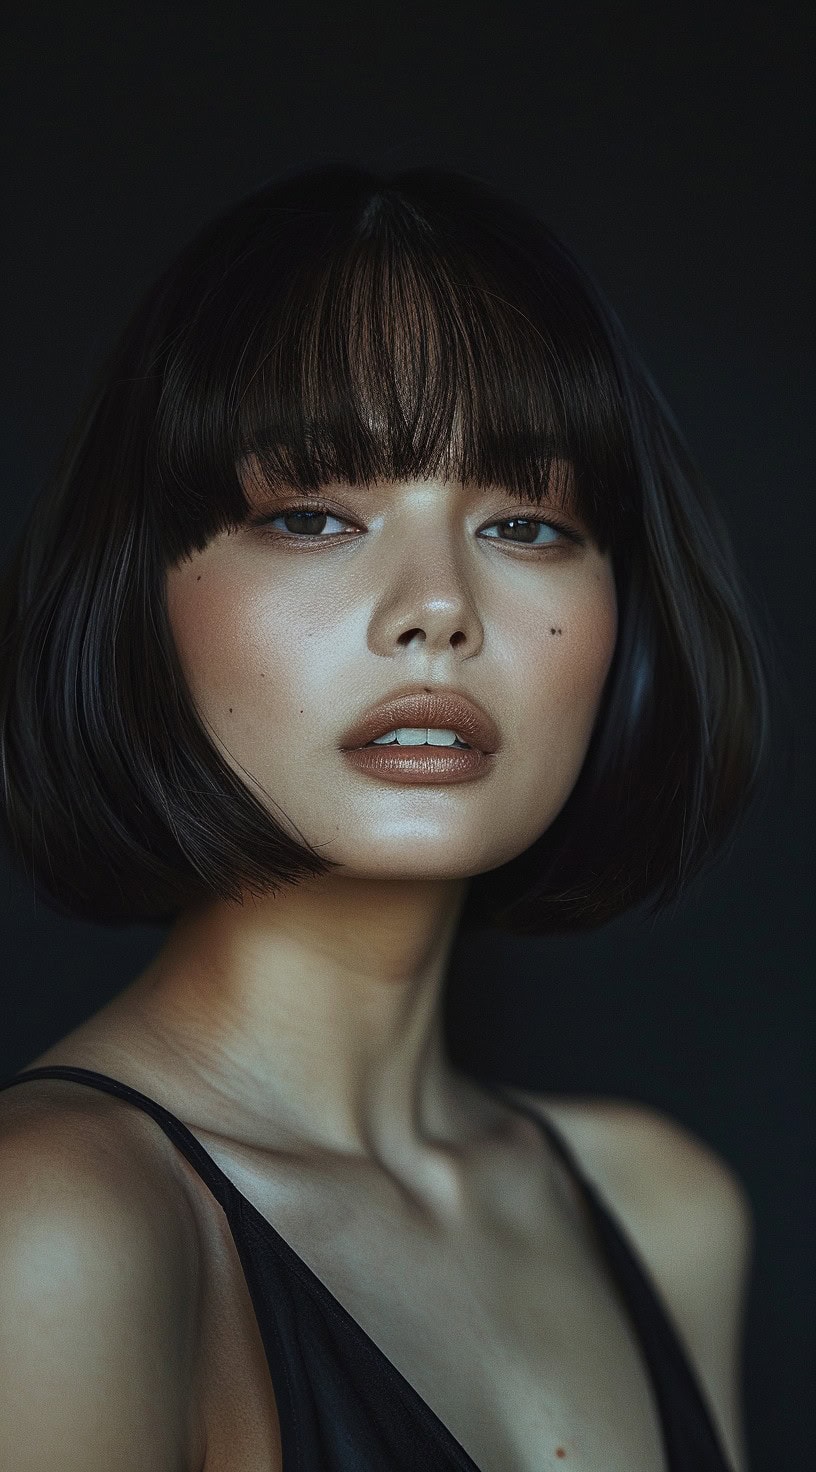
[{"left": 1, "top": 3, "right": 813, "bottom": 1468}]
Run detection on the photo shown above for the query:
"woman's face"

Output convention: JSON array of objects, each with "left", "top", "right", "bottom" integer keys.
[{"left": 165, "top": 468, "right": 618, "bottom": 881}]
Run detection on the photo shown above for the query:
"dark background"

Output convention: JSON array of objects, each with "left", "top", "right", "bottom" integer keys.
[{"left": 1, "top": 3, "right": 813, "bottom": 1467}]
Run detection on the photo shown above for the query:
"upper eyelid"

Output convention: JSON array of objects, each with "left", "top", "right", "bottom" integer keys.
[{"left": 250, "top": 502, "right": 578, "bottom": 536}]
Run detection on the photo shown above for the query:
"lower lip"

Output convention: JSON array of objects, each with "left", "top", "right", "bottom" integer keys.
[{"left": 341, "top": 745, "right": 495, "bottom": 785}]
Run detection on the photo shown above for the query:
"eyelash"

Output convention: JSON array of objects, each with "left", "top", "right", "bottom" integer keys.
[{"left": 249, "top": 501, "right": 586, "bottom": 551}]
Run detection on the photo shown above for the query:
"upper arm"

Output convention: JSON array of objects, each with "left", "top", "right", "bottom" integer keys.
[
  {"left": 0, "top": 1109, "right": 205, "bottom": 1472},
  {"left": 553, "top": 1097, "right": 755, "bottom": 1472}
]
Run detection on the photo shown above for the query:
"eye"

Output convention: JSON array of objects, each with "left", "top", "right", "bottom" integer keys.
[
  {"left": 251, "top": 503, "right": 359, "bottom": 539},
  {"left": 249, "top": 504, "right": 585, "bottom": 548},
  {"left": 478, "top": 516, "right": 581, "bottom": 548}
]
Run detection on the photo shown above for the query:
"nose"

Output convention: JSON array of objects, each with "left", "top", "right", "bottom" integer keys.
[{"left": 367, "top": 536, "right": 485, "bottom": 658}]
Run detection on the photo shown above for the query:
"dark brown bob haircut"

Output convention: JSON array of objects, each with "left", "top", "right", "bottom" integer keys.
[{"left": 0, "top": 163, "right": 776, "bottom": 935}]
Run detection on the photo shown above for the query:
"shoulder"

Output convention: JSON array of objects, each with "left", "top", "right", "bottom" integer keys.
[
  {"left": 539, "top": 1092, "right": 754, "bottom": 1235},
  {"left": 0, "top": 1074, "right": 202, "bottom": 1241},
  {"left": 513, "top": 1090, "right": 753, "bottom": 1472},
  {"left": 0, "top": 1080, "right": 206, "bottom": 1471}
]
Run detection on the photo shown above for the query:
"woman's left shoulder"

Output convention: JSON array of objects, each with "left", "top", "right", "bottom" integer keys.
[
  {"left": 541, "top": 1092, "right": 753, "bottom": 1225},
  {"left": 514, "top": 1089, "right": 754, "bottom": 1471}
]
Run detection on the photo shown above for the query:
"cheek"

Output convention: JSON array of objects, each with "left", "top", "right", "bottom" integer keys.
[
  {"left": 484, "top": 568, "right": 617, "bottom": 858},
  {"left": 510, "top": 566, "right": 618, "bottom": 760},
  {"left": 166, "top": 561, "right": 238, "bottom": 704},
  {"left": 165, "top": 555, "right": 344, "bottom": 743},
  {"left": 165, "top": 558, "right": 279, "bottom": 729}
]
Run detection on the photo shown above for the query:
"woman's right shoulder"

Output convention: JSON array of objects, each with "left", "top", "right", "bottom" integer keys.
[
  {"left": 0, "top": 1072, "right": 197, "bottom": 1235},
  {"left": 0, "top": 1071, "right": 199, "bottom": 1231},
  {"left": 0, "top": 1078, "right": 207, "bottom": 1472}
]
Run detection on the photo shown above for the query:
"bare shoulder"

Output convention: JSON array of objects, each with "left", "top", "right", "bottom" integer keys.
[
  {"left": 534, "top": 1091, "right": 753, "bottom": 1227},
  {"left": 511, "top": 1088, "right": 754, "bottom": 1472},
  {"left": 0, "top": 1070, "right": 200, "bottom": 1216},
  {"left": 0, "top": 1079, "right": 206, "bottom": 1471}
]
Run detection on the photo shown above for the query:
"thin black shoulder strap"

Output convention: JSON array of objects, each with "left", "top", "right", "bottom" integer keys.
[
  {"left": 491, "top": 1081, "right": 735, "bottom": 1470},
  {"left": 489, "top": 1082, "right": 597, "bottom": 1184},
  {"left": 0, "top": 1064, "right": 239, "bottom": 1216}
]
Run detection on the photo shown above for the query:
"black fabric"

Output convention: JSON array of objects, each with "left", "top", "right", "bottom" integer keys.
[{"left": 0, "top": 1065, "right": 734, "bottom": 1470}]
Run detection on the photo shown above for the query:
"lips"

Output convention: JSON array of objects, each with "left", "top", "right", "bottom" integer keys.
[{"left": 340, "top": 687, "right": 501, "bottom": 755}]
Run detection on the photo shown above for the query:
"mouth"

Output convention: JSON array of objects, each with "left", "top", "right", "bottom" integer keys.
[
  {"left": 339, "top": 688, "right": 499, "bottom": 787},
  {"left": 340, "top": 688, "right": 500, "bottom": 755},
  {"left": 342, "top": 740, "right": 493, "bottom": 786},
  {"left": 363, "top": 728, "right": 471, "bottom": 749}
]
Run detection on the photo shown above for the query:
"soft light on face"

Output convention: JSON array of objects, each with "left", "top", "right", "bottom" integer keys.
[{"left": 165, "top": 473, "right": 618, "bottom": 882}]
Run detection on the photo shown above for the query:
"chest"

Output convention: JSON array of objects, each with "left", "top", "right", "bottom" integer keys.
[{"left": 188, "top": 1146, "right": 669, "bottom": 1472}]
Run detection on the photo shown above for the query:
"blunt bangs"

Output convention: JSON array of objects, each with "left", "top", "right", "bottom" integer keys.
[
  {"left": 0, "top": 163, "right": 776, "bottom": 932},
  {"left": 143, "top": 166, "right": 636, "bottom": 570}
]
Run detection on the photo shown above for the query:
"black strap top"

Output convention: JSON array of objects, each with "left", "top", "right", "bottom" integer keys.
[{"left": 0, "top": 1065, "right": 734, "bottom": 1471}]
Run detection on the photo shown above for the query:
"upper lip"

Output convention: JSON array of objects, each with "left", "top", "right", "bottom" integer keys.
[{"left": 340, "top": 686, "right": 501, "bottom": 754}]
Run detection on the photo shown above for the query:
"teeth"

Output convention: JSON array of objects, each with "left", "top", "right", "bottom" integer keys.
[
  {"left": 370, "top": 727, "right": 469, "bottom": 747},
  {"left": 424, "top": 729, "right": 459, "bottom": 747}
]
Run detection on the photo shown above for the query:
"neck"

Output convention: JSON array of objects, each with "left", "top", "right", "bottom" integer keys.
[{"left": 129, "top": 874, "right": 478, "bottom": 1169}]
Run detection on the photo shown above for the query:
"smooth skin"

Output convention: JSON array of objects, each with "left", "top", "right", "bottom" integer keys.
[{"left": 0, "top": 473, "right": 752, "bottom": 1471}]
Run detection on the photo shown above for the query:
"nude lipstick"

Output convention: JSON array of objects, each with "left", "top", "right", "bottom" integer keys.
[{"left": 340, "top": 688, "right": 500, "bottom": 786}]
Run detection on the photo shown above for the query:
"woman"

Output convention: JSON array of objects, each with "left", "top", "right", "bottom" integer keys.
[{"left": 0, "top": 164, "right": 771, "bottom": 1471}]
